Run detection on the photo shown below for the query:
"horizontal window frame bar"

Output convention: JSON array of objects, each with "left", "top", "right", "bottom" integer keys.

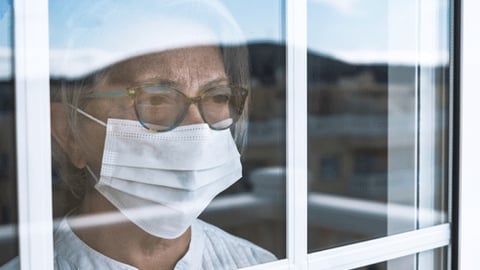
[
  {"left": 240, "top": 259, "right": 289, "bottom": 270},
  {"left": 240, "top": 224, "right": 449, "bottom": 269},
  {"left": 308, "top": 223, "right": 450, "bottom": 270}
]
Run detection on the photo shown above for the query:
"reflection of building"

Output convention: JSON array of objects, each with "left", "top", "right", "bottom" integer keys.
[
  {"left": 308, "top": 69, "right": 389, "bottom": 202},
  {"left": 246, "top": 43, "right": 394, "bottom": 202}
]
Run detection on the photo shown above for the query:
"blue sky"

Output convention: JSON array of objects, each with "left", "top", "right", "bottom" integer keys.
[
  {"left": 0, "top": 0, "right": 11, "bottom": 46},
  {"left": 0, "top": 0, "right": 11, "bottom": 79},
  {"left": 308, "top": 0, "right": 389, "bottom": 52}
]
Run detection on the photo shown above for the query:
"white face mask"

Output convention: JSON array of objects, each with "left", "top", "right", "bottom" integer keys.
[{"left": 78, "top": 109, "right": 242, "bottom": 239}]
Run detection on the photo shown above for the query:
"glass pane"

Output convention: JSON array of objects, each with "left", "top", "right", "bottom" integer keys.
[
  {"left": 49, "top": 0, "right": 285, "bottom": 269},
  {"left": 201, "top": 0, "right": 287, "bottom": 259},
  {"left": 307, "top": 0, "right": 451, "bottom": 251},
  {"left": 0, "top": 0, "right": 19, "bottom": 267},
  {"left": 353, "top": 247, "right": 448, "bottom": 270}
]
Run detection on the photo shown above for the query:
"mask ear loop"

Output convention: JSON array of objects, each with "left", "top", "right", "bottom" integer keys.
[
  {"left": 67, "top": 104, "right": 107, "bottom": 127},
  {"left": 75, "top": 107, "right": 107, "bottom": 127}
]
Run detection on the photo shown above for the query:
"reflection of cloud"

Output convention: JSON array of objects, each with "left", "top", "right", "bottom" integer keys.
[
  {"left": 310, "top": 0, "right": 360, "bottom": 15},
  {"left": 50, "top": 14, "right": 245, "bottom": 78},
  {"left": 330, "top": 50, "right": 449, "bottom": 65},
  {"left": 0, "top": 47, "right": 12, "bottom": 80},
  {"left": 49, "top": 48, "right": 120, "bottom": 78},
  {"left": 49, "top": 1, "right": 245, "bottom": 78}
]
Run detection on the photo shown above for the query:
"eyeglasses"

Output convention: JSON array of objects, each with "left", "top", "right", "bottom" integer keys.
[{"left": 87, "top": 83, "right": 248, "bottom": 132}]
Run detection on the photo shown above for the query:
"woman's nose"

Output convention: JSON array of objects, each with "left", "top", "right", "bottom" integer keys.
[{"left": 180, "top": 103, "right": 205, "bottom": 126}]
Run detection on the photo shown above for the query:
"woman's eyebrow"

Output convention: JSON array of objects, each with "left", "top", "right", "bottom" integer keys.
[
  {"left": 131, "top": 76, "right": 230, "bottom": 90},
  {"left": 201, "top": 77, "right": 230, "bottom": 89},
  {"left": 132, "top": 78, "right": 178, "bottom": 88}
]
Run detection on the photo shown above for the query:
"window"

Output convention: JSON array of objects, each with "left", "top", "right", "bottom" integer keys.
[
  {"left": 307, "top": 0, "right": 451, "bottom": 258},
  {"left": 2, "top": 0, "right": 479, "bottom": 269}
]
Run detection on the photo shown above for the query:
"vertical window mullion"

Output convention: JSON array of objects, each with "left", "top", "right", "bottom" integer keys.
[
  {"left": 14, "top": 0, "right": 54, "bottom": 269},
  {"left": 387, "top": 1, "right": 418, "bottom": 268},
  {"left": 417, "top": 0, "right": 450, "bottom": 269},
  {"left": 286, "top": 0, "right": 308, "bottom": 269},
  {"left": 458, "top": 0, "right": 480, "bottom": 269}
]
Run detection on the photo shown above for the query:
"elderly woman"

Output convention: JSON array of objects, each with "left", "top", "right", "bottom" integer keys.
[{"left": 1, "top": 1, "right": 275, "bottom": 269}]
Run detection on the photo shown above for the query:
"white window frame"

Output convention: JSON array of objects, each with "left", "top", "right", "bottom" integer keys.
[
  {"left": 13, "top": 0, "right": 478, "bottom": 269},
  {"left": 458, "top": 0, "right": 480, "bottom": 269},
  {"left": 14, "top": 0, "right": 53, "bottom": 269}
]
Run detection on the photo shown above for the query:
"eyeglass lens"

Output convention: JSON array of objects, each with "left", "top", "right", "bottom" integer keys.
[{"left": 134, "top": 85, "right": 246, "bottom": 131}]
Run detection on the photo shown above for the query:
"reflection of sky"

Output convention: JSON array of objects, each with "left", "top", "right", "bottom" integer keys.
[
  {"left": 309, "top": 0, "right": 449, "bottom": 64},
  {"left": 223, "top": 0, "right": 447, "bottom": 64},
  {"left": 308, "top": 0, "right": 389, "bottom": 56},
  {"left": 220, "top": 0, "right": 283, "bottom": 43},
  {"left": 47, "top": 0, "right": 278, "bottom": 78},
  {"left": 0, "top": 0, "right": 449, "bottom": 79},
  {"left": 221, "top": 0, "right": 429, "bottom": 62},
  {"left": 0, "top": 0, "right": 10, "bottom": 46},
  {"left": 0, "top": 0, "right": 12, "bottom": 79}
]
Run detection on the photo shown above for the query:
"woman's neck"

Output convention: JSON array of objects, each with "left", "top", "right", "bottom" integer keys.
[{"left": 69, "top": 189, "right": 191, "bottom": 270}]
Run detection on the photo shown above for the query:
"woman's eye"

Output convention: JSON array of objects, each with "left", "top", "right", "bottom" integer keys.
[
  {"left": 211, "top": 94, "right": 231, "bottom": 103},
  {"left": 149, "top": 95, "right": 173, "bottom": 105}
]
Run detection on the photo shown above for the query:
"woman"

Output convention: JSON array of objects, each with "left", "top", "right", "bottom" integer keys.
[{"left": 2, "top": 1, "right": 275, "bottom": 269}]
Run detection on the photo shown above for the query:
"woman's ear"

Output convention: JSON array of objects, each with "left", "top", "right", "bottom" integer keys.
[{"left": 51, "top": 103, "right": 87, "bottom": 169}]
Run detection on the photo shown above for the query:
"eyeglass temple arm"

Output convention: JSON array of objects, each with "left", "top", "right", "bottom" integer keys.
[{"left": 87, "top": 89, "right": 134, "bottom": 98}]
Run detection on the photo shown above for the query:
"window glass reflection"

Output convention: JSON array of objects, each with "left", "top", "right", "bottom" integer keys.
[
  {"left": 307, "top": 0, "right": 450, "bottom": 252},
  {"left": 47, "top": 1, "right": 285, "bottom": 269},
  {"left": 201, "top": 1, "right": 287, "bottom": 255}
]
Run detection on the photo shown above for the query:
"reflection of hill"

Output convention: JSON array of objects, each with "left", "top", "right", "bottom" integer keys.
[
  {"left": 247, "top": 43, "right": 285, "bottom": 85},
  {"left": 248, "top": 42, "right": 399, "bottom": 119},
  {"left": 247, "top": 42, "right": 414, "bottom": 85},
  {"left": 307, "top": 51, "right": 390, "bottom": 84}
]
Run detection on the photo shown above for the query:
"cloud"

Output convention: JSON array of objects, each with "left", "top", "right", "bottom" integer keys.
[
  {"left": 310, "top": 0, "right": 360, "bottom": 15},
  {"left": 0, "top": 47, "right": 12, "bottom": 80},
  {"left": 330, "top": 49, "right": 449, "bottom": 65},
  {"left": 49, "top": 48, "right": 121, "bottom": 78}
]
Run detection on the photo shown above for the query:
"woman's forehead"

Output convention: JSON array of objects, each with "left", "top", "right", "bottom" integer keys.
[{"left": 102, "top": 46, "right": 227, "bottom": 87}]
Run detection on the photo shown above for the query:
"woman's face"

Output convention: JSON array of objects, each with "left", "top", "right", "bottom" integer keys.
[{"left": 76, "top": 46, "right": 228, "bottom": 175}]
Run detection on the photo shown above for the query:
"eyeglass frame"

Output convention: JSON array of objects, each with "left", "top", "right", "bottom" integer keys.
[{"left": 84, "top": 83, "right": 249, "bottom": 132}]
